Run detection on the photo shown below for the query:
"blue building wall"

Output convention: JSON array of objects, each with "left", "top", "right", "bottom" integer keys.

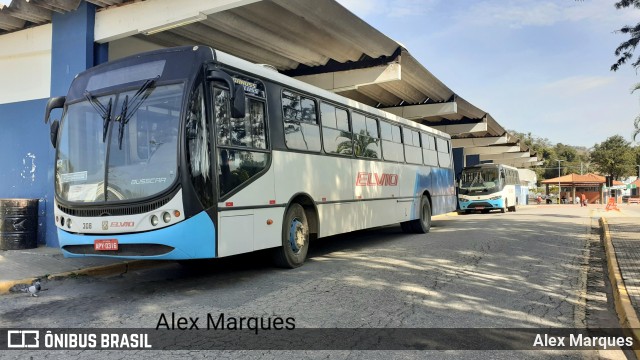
[
  {"left": 0, "top": 2, "right": 98, "bottom": 247},
  {"left": 0, "top": 99, "right": 56, "bottom": 246}
]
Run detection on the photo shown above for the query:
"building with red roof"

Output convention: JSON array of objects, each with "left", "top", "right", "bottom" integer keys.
[{"left": 541, "top": 173, "right": 623, "bottom": 204}]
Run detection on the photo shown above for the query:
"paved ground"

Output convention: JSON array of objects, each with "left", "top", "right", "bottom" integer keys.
[
  {"left": 598, "top": 205, "right": 640, "bottom": 326},
  {"left": 0, "top": 205, "right": 632, "bottom": 359}
]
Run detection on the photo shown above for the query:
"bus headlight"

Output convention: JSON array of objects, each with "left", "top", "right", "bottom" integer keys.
[
  {"left": 151, "top": 215, "right": 159, "bottom": 226},
  {"left": 459, "top": 198, "right": 470, "bottom": 203},
  {"left": 162, "top": 212, "right": 171, "bottom": 223},
  {"left": 489, "top": 196, "right": 501, "bottom": 200}
]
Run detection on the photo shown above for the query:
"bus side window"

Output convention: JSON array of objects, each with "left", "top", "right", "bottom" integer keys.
[
  {"left": 436, "top": 137, "right": 451, "bottom": 168},
  {"left": 362, "top": 116, "right": 381, "bottom": 159},
  {"left": 403, "top": 128, "right": 422, "bottom": 164},
  {"left": 421, "top": 133, "right": 438, "bottom": 167},
  {"left": 282, "top": 90, "right": 321, "bottom": 152},
  {"left": 215, "top": 86, "right": 270, "bottom": 198},
  {"left": 381, "top": 121, "right": 404, "bottom": 162},
  {"left": 321, "top": 102, "right": 352, "bottom": 155},
  {"left": 352, "top": 112, "right": 380, "bottom": 159}
]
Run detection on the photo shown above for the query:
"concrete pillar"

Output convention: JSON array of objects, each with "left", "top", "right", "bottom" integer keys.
[
  {"left": 452, "top": 147, "right": 464, "bottom": 179},
  {"left": 50, "top": 2, "right": 97, "bottom": 96},
  {"left": 44, "top": 1, "right": 98, "bottom": 247}
]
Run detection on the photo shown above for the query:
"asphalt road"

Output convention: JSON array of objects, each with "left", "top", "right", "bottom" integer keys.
[{"left": 0, "top": 205, "right": 626, "bottom": 359}]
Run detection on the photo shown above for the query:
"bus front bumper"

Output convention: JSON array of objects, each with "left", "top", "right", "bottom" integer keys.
[
  {"left": 459, "top": 198, "right": 505, "bottom": 211},
  {"left": 57, "top": 211, "right": 216, "bottom": 260}
]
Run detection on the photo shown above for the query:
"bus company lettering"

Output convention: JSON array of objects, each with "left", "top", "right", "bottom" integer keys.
[
  {"left": 110, "top": 221, "right": 134, "bottom": 228},
  {"left": 356, "top": 172, "right": 398, "bottom": 186},
  {"left": 131, "top": 178, "right": 167, "bottom": 185}
]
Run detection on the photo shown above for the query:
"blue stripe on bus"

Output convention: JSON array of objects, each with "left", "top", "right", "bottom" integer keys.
[
  {"left": 412, "top": 167, "right": 456, "bottom": 219},
  {"left": 57, "top": 211, "right": 216, "bottom": 260}
]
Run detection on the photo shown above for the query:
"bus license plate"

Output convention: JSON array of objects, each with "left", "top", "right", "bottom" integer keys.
[{"left": 94, "top": 239, "right": 118, "bottom": 251}]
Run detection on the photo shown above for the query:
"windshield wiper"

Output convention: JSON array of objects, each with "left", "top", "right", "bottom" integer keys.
[
  {"left": 84, "top": 91, "right": 112, "bottom": 142},
  {"left": 114, "top": 76, "right": 159, "bottom": 150}
]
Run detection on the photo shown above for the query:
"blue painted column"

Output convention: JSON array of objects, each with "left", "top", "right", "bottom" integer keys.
[
  {"left": 452, "top": 147, "right": 464, "bottom": 179},
  {"left": 43, "top": 1, "right": 98, "bottom": 247},
  {"left": 50, "top": 1, "right": 97, "bottom": 96}
]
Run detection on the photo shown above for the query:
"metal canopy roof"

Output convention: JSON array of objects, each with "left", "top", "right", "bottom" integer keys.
[
  {"left": 0, "top": 0, "right": 111, "bottom": 34},
  {"left": 1, "top": 0, "right": 537, "bottom": 165}
]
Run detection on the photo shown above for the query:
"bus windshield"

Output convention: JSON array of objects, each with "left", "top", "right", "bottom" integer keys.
[
  {"left": 55, "top": 83, "right": 184, "bottom": 203},
  {"left": 458, "top": 167, "right": 502, "bottom": 195}
]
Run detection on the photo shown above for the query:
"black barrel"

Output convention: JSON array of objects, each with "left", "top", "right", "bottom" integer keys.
[{"left": 0, "top": 199, "right": 38, "bottom": 250}]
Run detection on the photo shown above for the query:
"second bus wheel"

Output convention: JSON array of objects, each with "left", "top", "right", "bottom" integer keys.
[{"left": 274, "top": 203, "right": 309, "bottom": 268}]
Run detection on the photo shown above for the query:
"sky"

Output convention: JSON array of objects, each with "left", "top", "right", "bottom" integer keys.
[{"left": 336, "top": 0, "right": 640, "bottom": 148}]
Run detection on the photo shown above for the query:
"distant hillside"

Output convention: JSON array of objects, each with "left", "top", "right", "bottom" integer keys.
[{"left": 509, "top": 130, "right": 590, "bottom": 181}]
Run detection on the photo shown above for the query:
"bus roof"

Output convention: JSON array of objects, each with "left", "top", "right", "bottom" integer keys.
[{"left": 214, "top": 48, "right": 451, "bottom": 140}]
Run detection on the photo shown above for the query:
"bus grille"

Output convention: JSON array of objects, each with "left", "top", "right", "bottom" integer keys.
[
  {"left": 62, "top": 244, "right": 174, "bottom": 256},
  {"left": 468, "top": 202, "right": 494, "bottom": 208},
  {"left": 57, "top": 197, "right": 171, "bottom": 217}
]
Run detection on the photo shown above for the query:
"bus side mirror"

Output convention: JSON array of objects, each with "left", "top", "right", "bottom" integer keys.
[
  {"left": 45, "top": 96, "right": 65, "bottom": 148},
  {"left": 207, "top": 70, "right": 246, "bottom": 118},
  {"left": 50, "top": 120, "right": 60, "bottom": 148},
  {"left": 231, "top": 84, "right": 246, "bottom": 119},
  {"left": 44, "top": 96, "right": 66, "bottom": 124}
]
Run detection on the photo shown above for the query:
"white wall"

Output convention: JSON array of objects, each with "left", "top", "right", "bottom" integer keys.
[{"left": 0, "top": 24, "right": 52, "bottom": 104}]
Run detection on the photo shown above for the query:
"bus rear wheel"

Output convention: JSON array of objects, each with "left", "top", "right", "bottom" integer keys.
[
  {"left": 274, "top": 203, "right": 309, "bottom": 268},
  {"left": 416, "top": 196, "right": 432, "bottom": 233},
  {"left": 410, "top": 196, "right": 431, "bottom": 233}
]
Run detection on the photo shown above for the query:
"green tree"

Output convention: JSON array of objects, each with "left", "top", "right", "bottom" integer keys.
[
  {"left": 607, "top": 0, "right": 640, "bottom": 141},
  {"left": 632, "top": 83, "right": 640, "bottom": 141},
  {"left": 611, "top": 0, "right": 640, "bottom": 71},
  {"left": 590, "top": 135, "right": 635, "bottom": 179}
]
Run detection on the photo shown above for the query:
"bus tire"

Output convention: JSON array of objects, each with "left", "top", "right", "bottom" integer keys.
[
  {"left": 510, "top": 199, "right": 518, "bottom": 212},
  {"left": 501, "top": 199, "right": 507, "bottom": 213},
  {"left": 411, "top": 196, "right": 431, "bottom": 233},
  {"left": 274, "top": 203, "right": 309, "bottom": 268}
]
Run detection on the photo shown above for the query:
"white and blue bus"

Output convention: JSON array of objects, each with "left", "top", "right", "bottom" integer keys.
[
  {"left": 457, "top": 164, "right": 520, "bottom": 214},
  {"left": 44, "top": 46, "right": 456, "bottom": 268}
]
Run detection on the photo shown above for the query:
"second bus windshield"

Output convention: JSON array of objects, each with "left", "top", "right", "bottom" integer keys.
[{"left": 459, "top": 168, "right": 502, "bottom": 194}]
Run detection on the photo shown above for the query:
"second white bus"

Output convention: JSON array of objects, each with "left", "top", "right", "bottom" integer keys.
[{"left": 458, "top": 164, "right": 520, "bottom": 214}]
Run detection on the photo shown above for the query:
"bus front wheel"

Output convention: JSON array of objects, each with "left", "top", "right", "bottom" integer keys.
[{"left": 274, "top": 203, "right": 309, "bottom": 268}]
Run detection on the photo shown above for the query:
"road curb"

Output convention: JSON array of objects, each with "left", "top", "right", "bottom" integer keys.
[
  {"left": 600, "top": 217, "right": 640, "bottom": 358},
  {"left": 0, "top": 260, "right": 161, "bottom": 295}
]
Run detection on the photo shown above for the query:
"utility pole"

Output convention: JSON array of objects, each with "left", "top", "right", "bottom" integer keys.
[{"left": 557, "top": 160, "right": 564, "bottom": 204}]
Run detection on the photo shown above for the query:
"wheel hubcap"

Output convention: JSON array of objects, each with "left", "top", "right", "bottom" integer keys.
[
  {"left": 289, "top": 218, "right": 305, "bottom": 253},
  {"left": 422, "top": 204, "right": 429, "bottom": 226}
]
